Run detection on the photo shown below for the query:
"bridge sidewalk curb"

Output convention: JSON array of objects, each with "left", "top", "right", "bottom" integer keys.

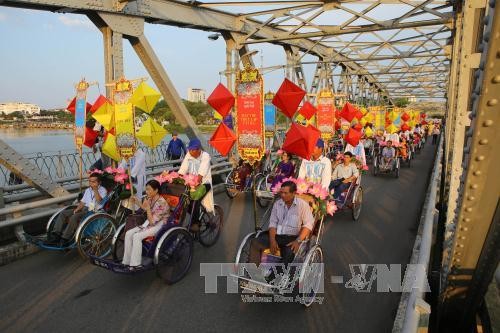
[{"left": 0, "top": 241, "right": 40, "bottom": 266}]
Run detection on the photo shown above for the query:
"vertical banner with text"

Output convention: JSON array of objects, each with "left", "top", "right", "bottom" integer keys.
[
  {"left": 113, "top": 79, "right": 136, "bottom": 158},
  {"left": 235, "top": 65, "right": 265, "bottom": 163},
  {"left": 316, "top": 89, "right": 335, "bottom": 140},
  {"left": 74, "top": 80, "right": 89, "bottom": 148},
  {"left": 264, "top": 92, "right": 276, "bottom": 138}
]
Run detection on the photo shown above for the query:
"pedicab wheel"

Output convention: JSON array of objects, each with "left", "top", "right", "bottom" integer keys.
[
  {"left": 198, "top": 205, "right": 224, "bottom": 247},
  {"left": 76, "top": 213, "right": 117, "bottom": 259},
  {"left": 225, "top": 171, "right": 238, "bottom": 199},
  {"left": 112, "top": 224, "right": 126, "bottom": 262},
  {"left": 351, "top": 187, "right": 363, "bottom": 221},
  {"left": 256, "top": 177, "right": 271, "bottom": 208},
  {"left": 234, "top": 232, "right": 258, "bottom": 292},
  {"left": 155, "top": 228, "right": 193, "bottom": 284},
  {"left": 298, "top": 245, "right": 324, "bottom": 307}
]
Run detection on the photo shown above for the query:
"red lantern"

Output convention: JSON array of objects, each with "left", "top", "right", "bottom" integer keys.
[
  {"left": 272, "top": 78, "right": 306, "bottom": 118},
  {"left": 345, "top": 128, "right": 362, "bottom": 147},
  {"left": 208, "top": 122, "right": 237, "bottom": 156},
  {"left": 339, "top": 102, "right": 358, "bottom": 122},
  {"left": 207, "top": 83, "right": 235, "bottom": 118},
  {"left": 83, "top": 127, "right": 99, "bottom": 148},
  {"left": 298, "top": 101, "right": 317, "bottom": 120},
  {"left": 282, "top": 123, "right": 320, "bottom": 160},
  {"left": 353, "top": 123, "right": 363, "bottom": 131},
  {"left": 401, "top": 123, "right": 410, "bottom": 132},
  {"left": 401, "top": 112, "right": 410, "bottom": 122}
]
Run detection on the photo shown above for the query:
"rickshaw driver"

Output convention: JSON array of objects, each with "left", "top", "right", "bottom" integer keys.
[
  {"left": 298, "top": 139, "right": 332, "bottom": 190},
  {"left": 249, "top": 181, "right": 315, "bottom": 267},
  {"left": 177, "top": 138, "right": 214, "bottom": 231}
]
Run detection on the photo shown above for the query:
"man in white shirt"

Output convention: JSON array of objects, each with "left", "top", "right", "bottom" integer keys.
[
  {"left": 329, "top": 151, "right": 359, "bottom": 200},
  {"left": 50, "top": 173, "right": 108, "bottom": 244},
  {"left": 249, "top": 180, "right": 315, "bottom": 267},
  {"left": 119, "top": 149, "right": 146, "bottom": 202},
  {"left": 298, "top": 139, "right": 332, "bottom": 190},
  {"left": 178, "top": 138, "right": 214, "bottom": 231}
]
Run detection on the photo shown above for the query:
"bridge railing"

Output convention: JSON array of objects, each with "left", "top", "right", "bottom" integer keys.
[
  {"left": 392, "top": 134, "right": 443, "bottom": 333},
  {"left": 0, "top": 139, "right": 223, "bottom": 189}
]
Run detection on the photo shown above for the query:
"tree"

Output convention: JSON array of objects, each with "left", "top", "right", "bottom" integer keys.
[{"left": 394, "top": 98, "right": 410, "bottom": 108}]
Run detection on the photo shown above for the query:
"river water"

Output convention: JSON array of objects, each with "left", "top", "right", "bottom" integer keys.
[{"left": 0, "top": 128, "right": 191, "bottom": 156}]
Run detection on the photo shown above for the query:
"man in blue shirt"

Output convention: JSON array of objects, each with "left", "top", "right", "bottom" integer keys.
[{"left": 166, "top": 132, "right": 186, "bottom": 166}]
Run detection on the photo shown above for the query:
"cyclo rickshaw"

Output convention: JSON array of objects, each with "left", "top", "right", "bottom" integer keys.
[
  {"left": 233, "top": 189, "right": 326, "bottom": 307},
  {"left": 363, "top": 137, "right": 376, "bottom": 164},
  {"left": 373, "top": 141, "right": 401, "bottom": 178},
  {"left": 330, "top": 157, "right": 364, "bottom": 221},
  {"left": 225, "top": 156, "right": 270, "bottom": 199},
  {"left": 24, "top": 181, "right": 132, "bottom": 259},
  {"left": 89, "top": 182, "right": 223, "bottom": 284}
]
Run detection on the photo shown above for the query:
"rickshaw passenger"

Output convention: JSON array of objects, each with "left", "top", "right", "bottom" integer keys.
[
  {"left": 329, "top": 152, "right": 359, "bottom": 200},
  {"left": 50, "top": 173, "right": 107, "bottom": 244},
  {"left": 344, "top": 141, "right": 367, "bottom": 167},
  {"left": 249, "top": 181, "right": 314, "bottom": 267},
  {"left": 399, "top": 138, "right": 409, "bottom": 159},
  {"left": 271, "top": 151, "right": 295, "bottom": 188},
  {"left": 298, "top": 139, "right": 332, "bottom": 190},
  {"left": 381, "top": 140, "right": 396, "bottom": 169},
  {"left": 122, "top": 180, "right": 169, "bottom": 268}
]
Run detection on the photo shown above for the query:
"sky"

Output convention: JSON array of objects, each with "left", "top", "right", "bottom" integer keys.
[{"left": 0, "top": 6, "right": 293, "bottom": 109}]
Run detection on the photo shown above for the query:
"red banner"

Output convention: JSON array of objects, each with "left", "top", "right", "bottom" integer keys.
[
  {"left": 235, "top": 66, "right": 265, "bottom": 163},
  {"left": 316, "top": 89, "right": 335, "bottom": 140}
]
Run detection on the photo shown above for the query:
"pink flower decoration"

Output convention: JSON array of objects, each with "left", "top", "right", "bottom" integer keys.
[
  {"left": 115, "top": 167, "right": 126, "bottom": 174},
  {"left": 295, "top": 178, "right": 309, "bottom": 195},
  {"left": 282, "top": 177, "right": 297, "bottom": 184},
  {"left": 271, "top": 182, "right": 282, "bottom": 195},
  {"left": 362, "top": 165, "right": 369, "bottom": 171},
  {"left": 114, "top": 173, "right": 128, "bottom": 184},
  {"left": 104, "top": 166, "right": 115, "bottom": 174},
  {"left": 318, "top": 186, "right": 329, "bottom": 200},
  {"left": 277, "top": 149, "right": 284, "bottom": 155},
  {"left": 183, "top": 173, "right": 200, "bottom": 189},
  {"left": 327, "top": 201, "right": 338, "bottom": 216},
  {"left": 125, "top": 183, "right": 131, "bottom": 190},
  {"left": 308, "top": 183, "right": 323, "bottom": 198}
]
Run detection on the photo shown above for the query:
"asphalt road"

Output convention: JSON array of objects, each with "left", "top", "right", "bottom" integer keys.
[{"left": 0, "top": 142, "right": 437, "bottom": 333}]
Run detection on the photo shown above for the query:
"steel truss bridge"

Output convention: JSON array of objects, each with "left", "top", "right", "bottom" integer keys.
[{"left": 0, "top": 1, "right": 498, "bottom": 332}]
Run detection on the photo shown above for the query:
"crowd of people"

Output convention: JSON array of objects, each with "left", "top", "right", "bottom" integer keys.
[{"left": 50, "top": 119, "right": 440, "bottom": 270}]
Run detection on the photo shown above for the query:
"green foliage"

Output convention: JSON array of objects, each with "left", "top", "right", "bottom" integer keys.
[{"left": 394, "top": 98, "right": 410, "bottom": 108}]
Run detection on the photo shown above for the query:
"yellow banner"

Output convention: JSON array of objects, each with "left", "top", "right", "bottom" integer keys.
[{"left": 114, "top": 102, "right": 136, "bottom": 158}]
